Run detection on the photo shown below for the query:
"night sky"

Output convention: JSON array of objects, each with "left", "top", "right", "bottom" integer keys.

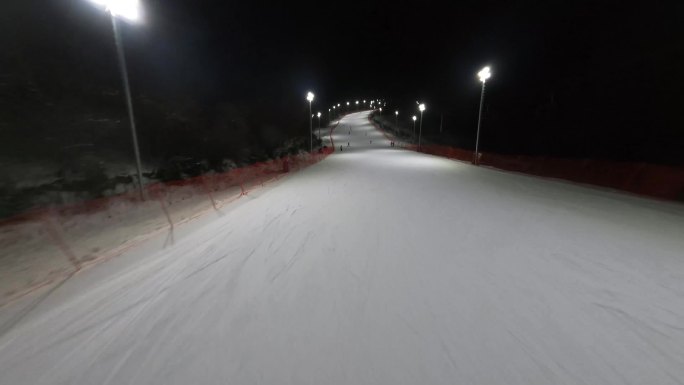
[{"left": 2, "top": 0, "right": 684, "bottom": 163}]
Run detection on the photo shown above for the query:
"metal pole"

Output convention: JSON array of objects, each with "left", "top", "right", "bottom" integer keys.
[
  {"left": 413, "top": 120, "right": 416, "bottom": 141},
  {"left": 474, "top": 80, "right": 486, "bottom": 164},
  {"left": 418, "top": 111, "right": 424, "bottom": 151},
  {"left": 309, "top": 101, "right": 312, "bottom": 153},
  {"left": 318, "top": 116, "right": 321, "bottom": 143},
  {"left": 112, "top": 16, "right": 145, "bottom": 201}
]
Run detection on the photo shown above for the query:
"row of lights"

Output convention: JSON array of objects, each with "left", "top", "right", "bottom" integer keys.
[
  {"left": 307, "top": 66, "right": 491, "bottom": 157},
  {"left": 304, "top": 95, "right": 391, "bottom": 151},
  {"left": 367, "top": 66, "right": 492, "bottom": 159}
]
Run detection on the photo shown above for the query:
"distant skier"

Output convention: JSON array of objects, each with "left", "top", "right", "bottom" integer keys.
[
  {"left": 347, "top": 142, "right": 350, "bottom": 146},
  {"left": 340, "top": 145, "right": 343, "bottom": 152}
]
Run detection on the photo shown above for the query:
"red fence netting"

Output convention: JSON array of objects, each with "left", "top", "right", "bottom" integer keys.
[
  {"left": 418, "top": 143, "right": 684, "bottom": 201},
  {"left": 368, "top": 114, "right": 684, "bottom": 201},
  {"left": 0, "top": 125, "right": 337, "bottom": 307}
]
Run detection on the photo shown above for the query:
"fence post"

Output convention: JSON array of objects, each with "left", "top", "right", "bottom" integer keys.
[
  {"left": 201, "top": 175, "right": 218, "bottom": 211},
  {"left": 41, "top": 212, "right": 81, "bottom": 271},
  {"left": 151, "top": 185, "right": 174, "bottom": 230}
]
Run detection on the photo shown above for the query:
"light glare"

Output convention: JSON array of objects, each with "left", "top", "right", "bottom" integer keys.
[
  {"left": 418, "top": 103, "right": 426, "bottom": 112},
  {"left": 90, "top": 0, "right": 140, "bottom": 21},
  {"left": 306, "top": 92, "right": 314, "bottom": 102},
  {"left": 478, "top": 66, "right": 492, "bottom": 82}
]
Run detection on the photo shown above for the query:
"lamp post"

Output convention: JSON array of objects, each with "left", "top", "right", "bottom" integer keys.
[
  {"left": 317, "top": 112, "right": 322, "bottom": 141},
  {"left": 346, "top": 101, "right": 349, "bottom": 112},
  {"left": 474, "top": 66, "right": 492, "bottom": 165},
  {"left": 307, "top": 91, "right": 314, "bottom": 152},
  {"left": 418, "top": 103, "right": 426, "bottom": 150},
  {"left": 395, "top": 110, "right": 398, "bottom": 127},
  {"left": 355, "top": 100, "right": 359, "bottom": 111},
  {"left": 412, "top": 115, "right": 417, "bottom": 141},
  {"left": 87, "top": 0, "right": 145, "bottom": 200}
]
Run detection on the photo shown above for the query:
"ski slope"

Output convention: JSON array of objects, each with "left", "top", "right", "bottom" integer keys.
[{"left": 1, "top": 111, "right": 684, "bottom": 384}]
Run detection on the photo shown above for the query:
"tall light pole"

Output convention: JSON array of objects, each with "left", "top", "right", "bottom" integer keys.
[
  {"left": 355, "top": 100, "right": 359, "bottom": 111},
  {"left": 87, "top": 0, "right": 145, "bottom": 200},
  {"left": 346, "top": 101, "right": 349, "bottom": 112},
  {"left": 475, "top": 66, "right": 492, "bottom": 165},
  {"left": 418, "top": 103, "right": 426, "bottom": 150},
  {"left": 317, "top": 112, "right": 322, "bottom": 141},
  {"left": 395, "top": 110, "right": 399, "bottom": 127},
  {"left": 412, "top": 115, "right": 417, "bottom": 141},
  {"left": 307, "top": 91, "right": 314, "bottom": 152}
]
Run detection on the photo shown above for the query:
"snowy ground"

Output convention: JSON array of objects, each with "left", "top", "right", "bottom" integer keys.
[{"left": 1, "top": 111, "right": 684, "bottom": 384}]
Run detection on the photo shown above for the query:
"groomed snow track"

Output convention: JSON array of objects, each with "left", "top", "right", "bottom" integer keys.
[{"left": 1, "top": 111, "right": 684, "bottom": 384}]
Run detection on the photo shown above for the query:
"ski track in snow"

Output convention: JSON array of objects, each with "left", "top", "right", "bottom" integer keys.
[{"left": 1, "top": 111, "right": 684, "bottom": 384}]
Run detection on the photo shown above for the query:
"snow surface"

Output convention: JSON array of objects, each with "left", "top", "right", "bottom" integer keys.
[{"left": 1, "top": 111, "right": 684, "bottom": 384}]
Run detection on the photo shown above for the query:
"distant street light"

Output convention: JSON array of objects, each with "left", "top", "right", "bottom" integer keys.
[
  {"left": 346, "top": 101, "right": 350, "bottom": 111},
  {"left": 418, "top": 103, "right": 426, "bottom": 150},
  {"left": 307, "top": 91, "right": 314, "bottom": 152},
  {"left": 395, "top": 110, "right": 399, "bottom": 127},
  {"left": 317, "top": 112, "right": 322, "bottom": 141},
  {"left": 474, "top": 66, "right": 492, "bottom": 165},
  {"left": 379, "top": 108, "right": 382, "bottom": 113},
  {"left": 412, "top": 115, "right": 417, "bottom": 141},
  {"left": 86, "top": 0, "right": 144, "bottom": 200},
  {"left": 355, "top": 100, "right": 359, "bottom": 111}
]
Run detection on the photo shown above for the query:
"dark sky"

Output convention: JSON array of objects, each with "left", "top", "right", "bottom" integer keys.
[{"left": 3, "top": 0, "right": 684, "bottom": 162}]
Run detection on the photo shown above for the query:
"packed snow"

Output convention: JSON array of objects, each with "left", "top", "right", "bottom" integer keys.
[{"left": 1, "top": 111, "right": 684, "bottom": 384}]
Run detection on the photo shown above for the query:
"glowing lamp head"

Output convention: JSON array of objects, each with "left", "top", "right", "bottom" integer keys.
[
  {"left": 346, "top": 102, "right": 349, "bottom": 105},
  {"left": 379, "top": 108, "right": 383, "bottom": 112},
  {"left": 355, "top": 101, "right": 359, "bottom": 104},
  {"left": 412, "top": 116, "right": 417, "bottom": 121},
  {"left": 395, "top": 111, "right": 398, "bottom": 116},
  {"left": 306, "top": 92, "right": 314, "bottom": 102},
  {"left": 317, "top": 112, "right": 321, "bottom": 118},
  {"left": 418, "top": 103, "right": 426, "bottom": 112},
  {"left": 478, "top": 66, "right": 492, "bottom": 82},
  {"left": 337, "top": 103, "right": 340, "bottom": 107},
  {"left": 89, "top": 0, "right": 140, "bottom": 21}
]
